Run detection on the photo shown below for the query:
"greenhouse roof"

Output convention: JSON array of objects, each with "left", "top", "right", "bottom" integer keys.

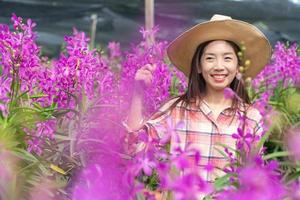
[{"left": 1, "top": 0, "right": 300, "bottom": 56}]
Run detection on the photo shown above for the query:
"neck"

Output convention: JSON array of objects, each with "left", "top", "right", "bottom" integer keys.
[{"left": 203, "top": 88, "right": 232, "bottom": 107}]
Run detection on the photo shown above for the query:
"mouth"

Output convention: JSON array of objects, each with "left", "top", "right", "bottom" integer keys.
[{"left": 210, "top": 74, "right": 228, "bottom": 82}]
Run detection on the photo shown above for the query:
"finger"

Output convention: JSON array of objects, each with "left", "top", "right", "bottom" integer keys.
[
  {"left": 137, "top": 67, "right": 151, "bottom": 74},
  {"left": 145, "top": 64, "right": 156, "bottom": 72},
  {"left": 142, "top": 64, "right": 156, "bottom": 72},
  {"left": 148, "top": 64, "right": 157, "bottom": 72},
  {"left": 135, "top": 73, "right": 152, "bottom": 82},
  {"left": 136, "top": 70, "right": 153, "bottom": 80},
  {"left": 135, "top": 74, "right": 152, "bottom": 86},
  {"left": 138, "top": 70, "right": 153, "bottom": 77}
]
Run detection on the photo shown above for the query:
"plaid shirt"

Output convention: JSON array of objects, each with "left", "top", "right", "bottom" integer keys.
[{"left": 127, "top": 97, "right": 262, "bottom": 182}]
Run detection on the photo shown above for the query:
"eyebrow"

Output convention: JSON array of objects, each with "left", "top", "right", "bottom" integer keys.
[{"left": 203, "top": 52, "right": 235, "bottom": 56}]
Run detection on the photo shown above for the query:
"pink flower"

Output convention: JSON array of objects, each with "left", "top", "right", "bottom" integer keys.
[
  {"left": 108, "top": 41, "right": 121, "bottom": 58},
  {"left": 217, "top": 162, "right": 286, "bottom": 200},
  {"left": 224, "top": 87, "right": 236, "bottom": 99}
]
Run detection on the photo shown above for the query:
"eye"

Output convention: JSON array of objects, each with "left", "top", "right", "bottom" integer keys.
[
  {"left": 205, "top": 56, "right": 214, "bottom": 61},
  {"left": 224, "top": 56, "right": 233, "bottom": 61}
]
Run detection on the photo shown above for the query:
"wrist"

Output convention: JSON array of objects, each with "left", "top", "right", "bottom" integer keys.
[{"left": 132, "top": 87, "right": 144, "bottom": 98}]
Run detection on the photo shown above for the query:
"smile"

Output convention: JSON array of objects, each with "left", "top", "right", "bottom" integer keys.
[{"left": 210, "top": 74, "right": 228, "bottom": 82}]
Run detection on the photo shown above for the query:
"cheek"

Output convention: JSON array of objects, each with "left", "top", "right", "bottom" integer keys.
[
  {"left": 227, "top": 66, "right": 238, "bottom": 82},
  {"left": 200, "top": 66, "right": 211, "bottom": 80},
  {"left": 228, "top": 73, "right": 237, "bottom": 83},
  {"left": 200, "top": 62, "right": 212, "bottom": 74},
  {"left": 228, "top": 63, "right": 238, "bottom": 74}
]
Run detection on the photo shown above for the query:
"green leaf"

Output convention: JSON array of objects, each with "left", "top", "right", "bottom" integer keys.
[
  {"left": 215, "top": 142, "right": 240, "bottom": 156},
  {"left": 263, "top": 151, "right": 291, "bottom": 160},
  {"left": 286, "top": 170, "right": 300, "bottom": 184},
  {"left": 213, "top": 173, "right": 232, "bottom": 191},
  {"left": 213, "top": 147, "right": 230, "bottom": 159},
  {"left": 256, "top": 129, "right": 271, "bottom": 151},
  {"left": 16, "top": 89, "right": 30, "bottom": 100},
  {"left": 32, "top": 102, "right": 43, "bottom": 110},
  {"left": 50, "top": 164, "right": 67, "bottom": 175},
  {"left": 54, "top": 134, "right": 73, "bottom": 141},
  {"left": 11, "top": 148, "right": 39, "bottom": 163},
  {"left": 52, "top": 109, "right": 77, "bottom": 118},
  {"left": 30, "top": 93, "right": 49, "bottom": 99},
  {"left": 170, "top": 75, "right": 179, "bottom": 96}
]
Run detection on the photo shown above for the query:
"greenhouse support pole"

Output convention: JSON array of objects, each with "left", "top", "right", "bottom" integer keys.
[
  {"left": 90, "top": 13, "right": 98, "bottom": 49},
  {"left": 145, "top": 0, "right": 155, "bottom": 44}
]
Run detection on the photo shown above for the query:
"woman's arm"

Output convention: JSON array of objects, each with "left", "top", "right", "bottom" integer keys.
[
  {"left": 125, "top": 64, "right": 156, "bottom": 131},
  {"left": 126, "top": 90, "right": 144, "bottom": 131}
]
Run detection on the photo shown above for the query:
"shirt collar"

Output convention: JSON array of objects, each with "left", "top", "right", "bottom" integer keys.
[{"left": 188, "top": 97, "right": 244, "bottom": 117}]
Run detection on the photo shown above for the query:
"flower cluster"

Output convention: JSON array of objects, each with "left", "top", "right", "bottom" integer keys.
[
  {"left": 0, "top": 13, "right": 41, "bottom": 114},
  {"left": 0, "top": 14, "right": 58, "bottom": 153},
  {"left": 52, "top": 28, "right": 111, "bottom": 109},
  {"left": 252, "top": 42, "right": 300, "bottom": 114},
  {"left": 120, "top": 26, "right": 186, "bottom": 116},
  {"left": 217, "top": 158, "right": 286, "bottom": 200}
]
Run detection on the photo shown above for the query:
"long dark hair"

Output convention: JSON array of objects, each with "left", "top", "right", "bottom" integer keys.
[{"left": 156, "top": 40, "right": 250, "bottom": 118}]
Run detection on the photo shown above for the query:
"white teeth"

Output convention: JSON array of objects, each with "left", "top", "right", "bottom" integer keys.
[
  {"left": 211, "top": 75, "right": 226, "bottom": 78},
  {"left": 211, "top": 74, "right": 227, "bottom": 81}
]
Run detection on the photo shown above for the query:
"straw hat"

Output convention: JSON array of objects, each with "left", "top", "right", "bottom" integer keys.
[{"left": 167, "top": 14, "right": 272, "bottom": 79}]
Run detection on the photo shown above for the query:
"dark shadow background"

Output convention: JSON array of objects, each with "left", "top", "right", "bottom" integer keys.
[{"left": 1, "top": 0, "right": 300, "bottom": 57}]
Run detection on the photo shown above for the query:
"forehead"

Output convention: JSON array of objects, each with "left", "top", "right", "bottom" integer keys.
[{"left": 203, "top": 40, "right": 236, "bottom": 54}]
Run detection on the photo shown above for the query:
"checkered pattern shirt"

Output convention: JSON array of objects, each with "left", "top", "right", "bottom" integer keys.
[{"left": 127, "top": 97, "right": 263, "bottom": 182}]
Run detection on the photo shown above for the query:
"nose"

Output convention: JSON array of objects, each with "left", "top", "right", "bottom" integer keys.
[{"left": 213, "top": 58, "right": 226, "bottom": 71}]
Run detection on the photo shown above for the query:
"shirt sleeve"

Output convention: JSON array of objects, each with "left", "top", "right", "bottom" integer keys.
[
  {"left": 245, "top": 106, "right": 264, "bottom": 137},
  {"left": 244, "top": 106, "right": 264, "bottom": 153},
  {"left": 144, "top": 106, "right": 172, "bottom": 141},
  {"left": 123, "top": 97, "right": 179, "bottom": 154}
]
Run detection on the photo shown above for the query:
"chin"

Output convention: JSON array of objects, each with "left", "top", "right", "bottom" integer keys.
[
  {"left": 212, "top": 86, "right": 227, "bottom": 91},
  {"left": 209, "top": 82, "right": 230, "bottom": 91}
]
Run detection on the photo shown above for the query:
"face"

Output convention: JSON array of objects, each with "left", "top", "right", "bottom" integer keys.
[{"left": 199, "top": 40, "right": 239, "bottom": 92}]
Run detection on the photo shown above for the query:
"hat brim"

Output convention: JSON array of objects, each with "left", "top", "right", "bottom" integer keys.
[{"left": 167, "top": 19, "right": 272, "bottom": 79}]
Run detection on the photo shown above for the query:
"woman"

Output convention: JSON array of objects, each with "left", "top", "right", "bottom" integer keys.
[{"left": 124, "top": 14, "right": 271, "bottom": 182}]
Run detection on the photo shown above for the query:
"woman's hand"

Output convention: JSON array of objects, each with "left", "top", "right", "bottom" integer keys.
[{"left": 134, "top": 64, "right": 156, "bottom": 93}]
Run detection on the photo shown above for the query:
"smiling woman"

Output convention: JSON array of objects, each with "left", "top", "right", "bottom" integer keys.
[
  {"left": 196, "top": 40, "right": 242, "bottom": 119},
  {"left": 124, "top": 14, "right": 271, "bottom": 198}
]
